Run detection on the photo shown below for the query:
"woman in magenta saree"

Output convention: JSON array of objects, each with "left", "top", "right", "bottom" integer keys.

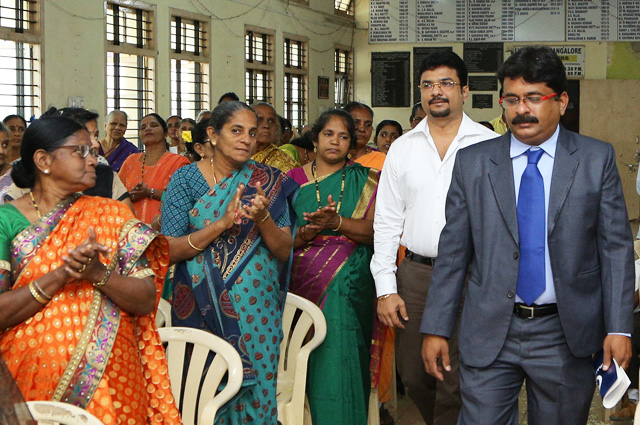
[
  {"left": 287, "top": 109, "right": 379, "bottom": 425},
  {"left": 161, "top": 102, "right": 297, "bottom": 425}
]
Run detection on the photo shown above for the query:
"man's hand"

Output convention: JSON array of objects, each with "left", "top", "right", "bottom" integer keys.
[
  {"left": 422, "top": 334, "right": 451, "bottom": 381},
  {"left": 376, "top": 294, "right": 408, "bottom": 329},
  {"left": 603, "top": 334, "right": 632, "bottom": 370}
]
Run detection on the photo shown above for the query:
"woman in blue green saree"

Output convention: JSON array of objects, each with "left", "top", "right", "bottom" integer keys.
[
  {"left": 287, "top": 109, "right": 379, "bottom": 425},
  {"left": 161, "top": 102, "right": 298, "bottom": 425}
]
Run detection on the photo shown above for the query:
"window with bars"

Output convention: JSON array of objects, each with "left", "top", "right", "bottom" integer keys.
[
  {"left": 105, "top": 1, "right": 155, "bottom": 144},
  {"left": 335, "top": 48, "right": 352, "bottom": 107},
  {"left": 0, "top": 0, "right": 41, "bottom": 120},
  {"left": 245, "top": 28, "right": 274, "bottom": 105},
  {"left": 170, "top": 13, "right": 209, "bottom": 119},
  {"left": 334, "top": 0, "right": 354, "bottom": 16},
  {"left": 283, "top": 37, "right": 307, "bottom": 130}
]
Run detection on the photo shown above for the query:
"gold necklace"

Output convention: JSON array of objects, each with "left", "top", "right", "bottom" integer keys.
[
  {"left": 311, "top": 160, "right": 345, "bottom": 214},
  {"left": 29, "top": 192, "right": 43, "bottom": 218},
  {"left": 209, "top": 157, "right": 218, "bottom": 186}
]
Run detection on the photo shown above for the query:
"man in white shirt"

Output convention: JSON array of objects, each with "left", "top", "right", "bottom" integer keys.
[{"left": 371, "top": 51, "right": 497, "bottom": 424}]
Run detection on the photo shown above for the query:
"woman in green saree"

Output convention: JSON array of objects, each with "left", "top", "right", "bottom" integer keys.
[{"left": 287, "top": 109, "right": 379, "bottom": 425}]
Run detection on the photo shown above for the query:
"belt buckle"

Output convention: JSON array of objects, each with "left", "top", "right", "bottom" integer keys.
[{"left": 520, "top": 305, "right": 535, "bottom": 319}]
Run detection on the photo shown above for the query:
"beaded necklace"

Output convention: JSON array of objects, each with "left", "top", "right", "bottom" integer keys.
[
  {"left": 311, "top": 160, "right": 346, "bottom": 213},
  {"left": 29, "top": 192, "right": 43, "bottom": 218}
]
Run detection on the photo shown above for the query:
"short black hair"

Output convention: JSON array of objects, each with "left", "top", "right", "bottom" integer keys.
[
  {"left": 410, "top": 102, "right": 424, "bottom": 121},
  {"left": 311, "top": 109, "right": 357, "bottom": 150},
  {"left": 209, "top": 101, "right": 257, "bottom": 134},
  {"left": 12, "top": 117, "right": 85, "bottom": 188},
  {"left": 497, "top": 46, "right": 567, "bottom": 96},
  {"left": 3, "top": 114, "right": 27, "bottom": 127},
  {"left": 375, "top": 120, "right": 403, "bottom": 142},
  {"left": 218, "top": 92, "right": 240, "bottom": 104},
  {"left": 279, "top": 116, "right": 292, "bottom": 132},
  {"left": 343, "top": 101, "right": 374, "bottom": 120},
  {"left": 418, "top": 50, "right": 468, "bottom": 87},
  {"left": 41, "top": 107, "right": 99, "bottom": 129}
]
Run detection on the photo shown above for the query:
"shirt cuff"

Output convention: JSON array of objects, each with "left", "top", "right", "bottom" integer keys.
[
  {"left": 608, "top": 333, "right": 631, "bottom": 338},
  {"left": 374, "top": 274, "right": 398, "bottom": 298}
]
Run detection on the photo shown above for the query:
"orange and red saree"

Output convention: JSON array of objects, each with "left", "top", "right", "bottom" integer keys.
[{"left": 0, "top": 195, "right": 181, "bottom": 425}]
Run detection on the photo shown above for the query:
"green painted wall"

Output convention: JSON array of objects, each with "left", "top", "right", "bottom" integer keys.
[{"left": 607, "top": 42, "right": 640, "bottom": 79}]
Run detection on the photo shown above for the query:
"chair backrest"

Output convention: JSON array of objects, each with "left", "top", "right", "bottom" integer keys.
[
  {"left": 277, "top": 292, "right": 327, "bottom": 424},
  {"left": 26, "top": 401, "right": 104, "bottom": 425},
  {"left": 158, "top": 327, "right": 243, "bottom": 425},
  {"left": 155, "top": 298, "right": 172, "bottom": 328}
]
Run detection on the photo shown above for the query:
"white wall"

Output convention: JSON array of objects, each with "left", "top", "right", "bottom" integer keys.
[{"left": 40, "top": 0, "right": 354, "bottom": 126}]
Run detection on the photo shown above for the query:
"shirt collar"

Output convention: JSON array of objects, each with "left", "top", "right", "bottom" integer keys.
[
  {"left": 412, "top": 112, "right": 485, "bottom": 139},
  {"left": 510, "top": 125, "right": 560, "bottom": 159}
]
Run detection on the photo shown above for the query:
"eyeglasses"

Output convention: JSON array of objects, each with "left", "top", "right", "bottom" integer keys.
[
  {"left": 499, "top": 93, "right": 558, "bottom": 109},
  {"left": 419, "top": 81, "right": 461, "bottom": 91},
  {"left": 47, "top": 144, "right": 99, "bottom": 158}
]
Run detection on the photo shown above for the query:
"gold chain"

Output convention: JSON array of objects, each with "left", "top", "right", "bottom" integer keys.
[{"left": 29, "top": 192, "right": 43, "bottom": 218}]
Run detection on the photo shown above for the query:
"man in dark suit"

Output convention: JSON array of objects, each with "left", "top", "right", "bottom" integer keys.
[{"left": 420, "top": 46, "right": 634, "bottom": 424}]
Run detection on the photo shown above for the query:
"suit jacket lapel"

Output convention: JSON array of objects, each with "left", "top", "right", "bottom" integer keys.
[
  {"left": 488, "top": 134, "right": 519, "bottom": 244},
  {"left": 548, "top": 127, "right": 579, "bottom": 235}
]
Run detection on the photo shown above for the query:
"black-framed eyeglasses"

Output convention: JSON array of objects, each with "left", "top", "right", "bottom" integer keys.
[
  {"left": 47, "top": 145, "right": 99, "bottom": 158},
  {"left": 499, "top": 93, "right": 558, "bottom": 109},
  {"left": 419, "top": 81, "right": 462, "bottom": 91}
]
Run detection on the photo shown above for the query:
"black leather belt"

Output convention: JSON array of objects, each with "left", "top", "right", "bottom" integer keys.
[
  {"left": 405, "top": 250, "right": 436, "bottom": 267},
  {"left": 513, "top": 303, "right": 558, "bottom": 319}
]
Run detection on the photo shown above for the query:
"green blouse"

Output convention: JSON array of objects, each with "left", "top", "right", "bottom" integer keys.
[{"left": 0, "top": 203, "right": 30, "bottom": 264}]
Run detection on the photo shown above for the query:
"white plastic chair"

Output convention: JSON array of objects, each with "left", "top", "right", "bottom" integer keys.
[
  {"left": 155, "top": 298, "right": 172, "bottom": 328},
  {"left": 277, "top": 293, "right": 327, "bottom": 425},
  {"left": 26, "top": 401, "right": 104, "bottom": 425},
  {"left": 158, "top": 327, "right": 243, "bottom": 425}
]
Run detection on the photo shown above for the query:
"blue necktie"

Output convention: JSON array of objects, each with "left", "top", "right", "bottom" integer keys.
[{"left": 516, "top": 148, "right": 545, "bottom": 306}]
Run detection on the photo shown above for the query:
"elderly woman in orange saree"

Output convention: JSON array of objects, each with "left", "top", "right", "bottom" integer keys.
[{"left": 0, "top": 116, "right": 181, "bottom": 425}]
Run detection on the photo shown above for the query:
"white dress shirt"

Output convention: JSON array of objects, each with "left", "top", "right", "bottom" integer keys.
[
  {"left": 510, "top": 126, "right": 559, "bottom": 305},
  {"left": 371, "top": 113, "right": 498, "bottom": 297}
]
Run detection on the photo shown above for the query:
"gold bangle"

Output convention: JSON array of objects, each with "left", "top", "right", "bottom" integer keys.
[
  {"left": 299, "top": 225, "right": 312, "bottom": 243},
  {"left": 331, "top": 215, "right": 343, "bottom": 232},
  {"left": 378, "top": 294, "right": 394, "bottom": 301},
  {"left": 93, "top": 268, "right": 112, "bottom": 288},
  {"left": 33, "top": 279, "right": 52, "bottom": 301},
  {"left": 29, "top": 281, "right": 49, "bottom": 304},
  {"left": 187, "top": 233, "right": 205, "bottom": 251},
  {"left": 259, "top": 211, "right": 271, "bottom": 223}
]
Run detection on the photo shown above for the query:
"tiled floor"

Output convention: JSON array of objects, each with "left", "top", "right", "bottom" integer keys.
[{"left": 390, "top": 387, "right": 628, "bottom": 425}]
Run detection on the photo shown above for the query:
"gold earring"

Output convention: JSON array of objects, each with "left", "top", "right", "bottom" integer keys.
[
  {"left": 313, "top": 147, "right": 317, "bottom": 153},
  {"left": 212, "top": 141, "right": 217, "bottom": 147},
  {"left": 347, "top": 153, "right": 351, "bottom": 160}
]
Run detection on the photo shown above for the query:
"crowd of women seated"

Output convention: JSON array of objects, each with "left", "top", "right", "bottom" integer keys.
[{"left": 0, "top": 98, "right": 404, "bottom": 425}]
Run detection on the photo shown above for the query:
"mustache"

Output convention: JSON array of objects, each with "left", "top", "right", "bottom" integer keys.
[
  {"left": 511, "top": 114, "right": 539, "bottom": 125},
  {"left": 429, "top": 97, "right": 449, "bottom": 105}
]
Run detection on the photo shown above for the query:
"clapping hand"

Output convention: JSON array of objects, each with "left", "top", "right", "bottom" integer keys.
[
  {"left": 62, "top": 227, "right": 111, "bottom": 283},
  {"left": 303, "top": 194, "right": 340, "bottom": 230},
  {"left": 241, "top": 182, "right": 271, "bottom": 223},
  {"left": 221, "top": 183, "right": 245, "bottom": 229},
  {"left": 129, "top": 182, "right": 150, "bottom": 202}
]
